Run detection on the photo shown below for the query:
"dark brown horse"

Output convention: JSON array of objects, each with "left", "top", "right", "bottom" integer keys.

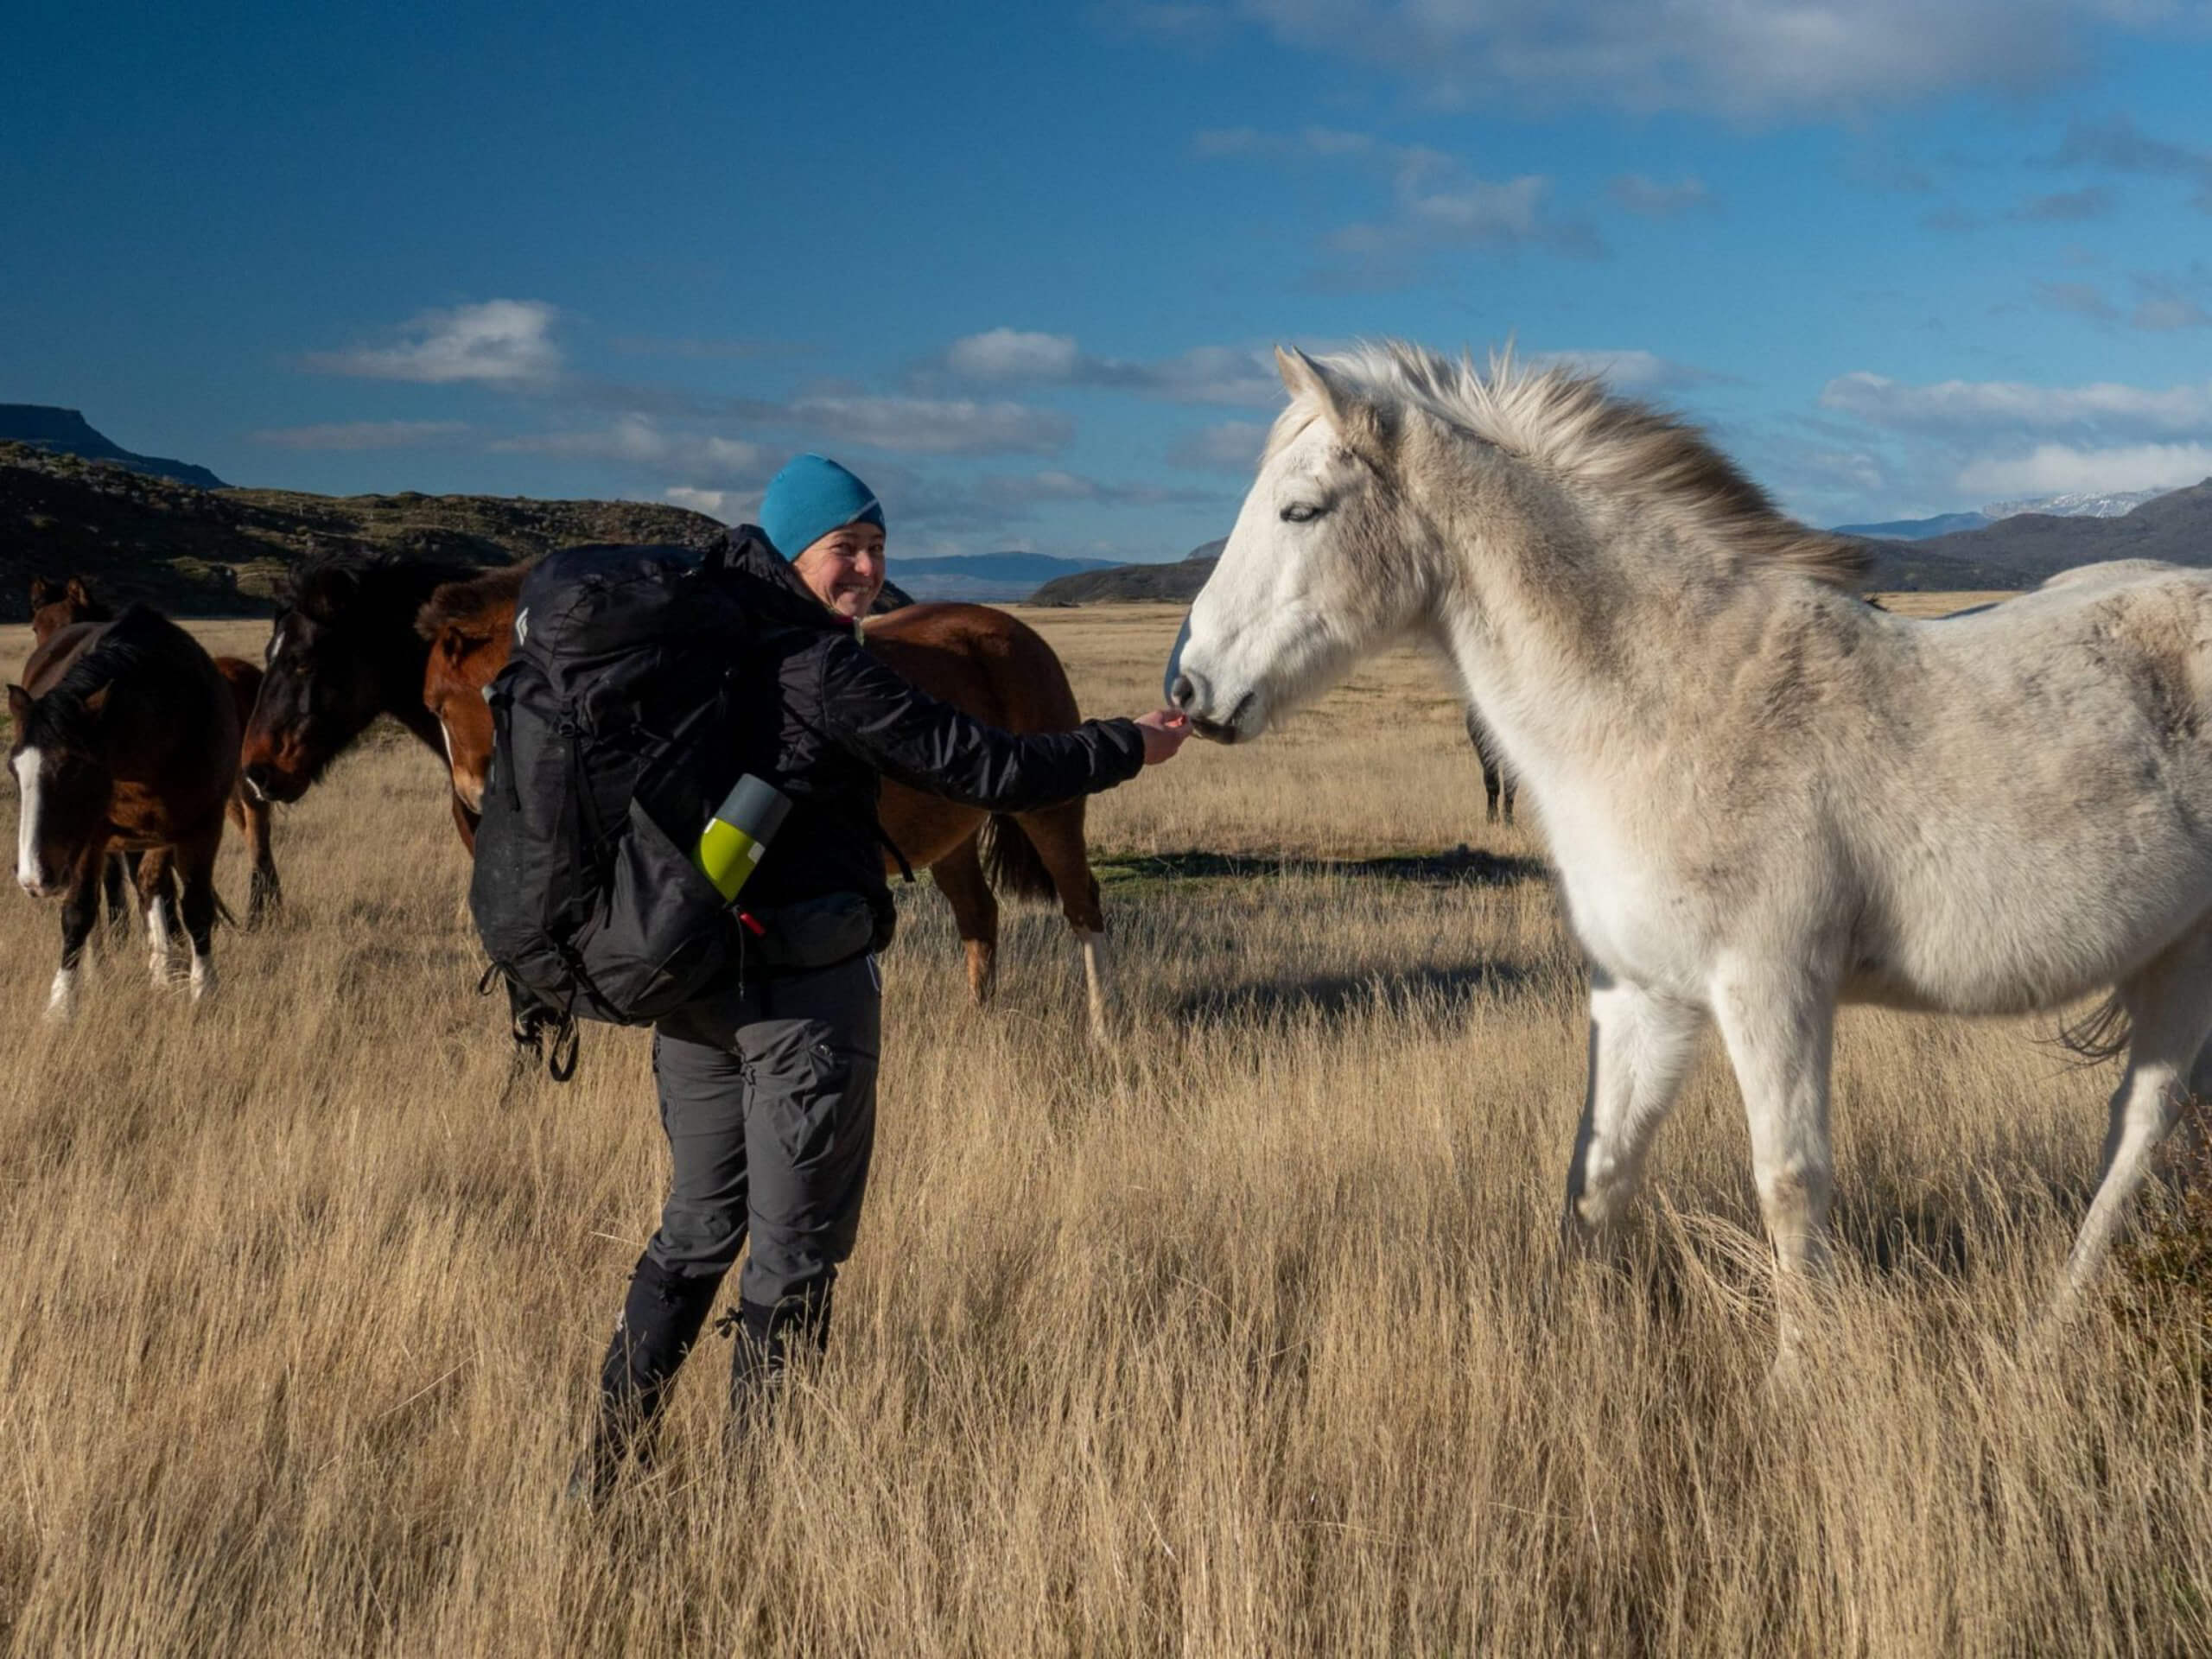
[
  {"left": 29, "top": 576, "right": 280, "bottom": 922},
  {"left": 10, "top": 605, "right": 239, "bottom": 1019},
  {"left": 239, "top": 551, "right": 473, "bottom": 828}
]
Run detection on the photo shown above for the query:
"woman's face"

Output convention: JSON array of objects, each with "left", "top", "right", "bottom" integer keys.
[{"left": 791, "top": 523, "right": 887, "bottom": 619}]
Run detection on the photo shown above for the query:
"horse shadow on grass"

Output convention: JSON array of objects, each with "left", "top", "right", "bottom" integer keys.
[
  {"left": 1100, "top": 846, "right": 1548, "bottom": 889},
  {"left": 1171, "top": 958, "right": 1533, "bottom": 1029}
]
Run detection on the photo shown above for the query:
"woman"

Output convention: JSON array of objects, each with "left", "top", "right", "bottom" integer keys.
[{"left": 582, "top": 454, "right": 1188, "bottom": 1493}]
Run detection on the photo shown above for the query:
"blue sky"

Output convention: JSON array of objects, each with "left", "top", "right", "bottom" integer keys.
[{"left": 4, "top": 1, "right": 2210, "bottom": 560}]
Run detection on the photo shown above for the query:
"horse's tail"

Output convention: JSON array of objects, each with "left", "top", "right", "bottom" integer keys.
[
  {"left": 2057, "top": 993, "right": 2132, "bottom": 1065},
  {"left": 982, "top": 813, "right": 1058, "bottom": 902}
]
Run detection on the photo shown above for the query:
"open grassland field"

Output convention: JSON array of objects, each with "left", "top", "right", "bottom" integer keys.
[{"left": 5, "top": 598, "right": 2212, "bottom": 1656}]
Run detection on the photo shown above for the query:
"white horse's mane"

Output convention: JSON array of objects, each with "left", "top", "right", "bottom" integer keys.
[{"left": 1276, "top": 340, "right": 1870, "bottom": 591}]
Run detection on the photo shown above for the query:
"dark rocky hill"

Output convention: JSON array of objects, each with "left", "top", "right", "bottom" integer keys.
[
  {"left": 1852, "top": 540, "right": 2032, "bottom": 592},
  {"left": 0, "top": 442, "right": 732, "bottom": 620},
  {"left": 1028, "top": 540, "right": 1226, "bottom": 605},
  {"left": 0, "top": 405, "right": 229, "bottom": 490}
]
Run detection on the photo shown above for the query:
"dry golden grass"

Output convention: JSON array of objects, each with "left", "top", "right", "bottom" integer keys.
[
  {"left": 3, "top": 601, "right": 2209, "bottom": 1656},
  {"left": 1866, "top": 591, "right": 2018, "bottom": 620}
]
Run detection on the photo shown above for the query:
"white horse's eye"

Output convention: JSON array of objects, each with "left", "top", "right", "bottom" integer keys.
[{"left": 1280, "top": 502, "right": 1325, "bottom": 524}]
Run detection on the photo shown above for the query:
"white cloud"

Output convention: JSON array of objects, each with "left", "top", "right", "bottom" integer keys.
[
  {"left": 2134, "top": 290, "right": 2212, "bottom": 331},
  {"left": 1397, "top": 174, "right": 1550, "bottom": 239},
  {"left": 972, "top": 470, "right": 1224, "bottom": 508},
  {"left": 306, "top": 300, "right": 563, "bottom": 385},
  {"left": 1820, "top": 372, "right": 2212, "bottom": 437},
  {"left": 491, "top": 416, "right": 772, "bottom": 482},
  {"left": 2012, "top": 185, "right": 2118, "bottom": 222},
  {"left": 1169, "top": 420, "right": 1270, "bottom": 472},
  {"left": 1192, "top": 125, "right": 1390, "bottom": 161},
  {"left": 1957, "top": 442, "right": 2212, "bottom": 497},
  {"left": 249, "top": 420, "right": 469, "bottom": 450},
  {"left": 2034, "top": 281, "right": 2121, "bottom": 321},
  {"left": 1608, "top": 175, "right": 1712, "bottom": 219},
  {"left": 892, "top": 467, "right": 1228, "bottom": 530},
  {"left": 663, "top": 486, "right": 760, "bottom": 523},
  {"left": 1531, "top": 349, "right": 1719, "bottom": 393},
  {"left": 1230, "top": 0, "right": 2194, "bottom": 118},
  {"left": 783, "top": 395, "right": 1071, "bottom": 454},
  {"left": 944, "top": 329, "right": 1083, "bottom": 379},
  {"left": 1202, "top": 126, "right": 1597, "bottom": 260},
  {"left": 938, "top": 334, "right": 1287, "bottom": 407},
  {"left": 2052, "top": 114, "right": 2212, "bottom": 213}
]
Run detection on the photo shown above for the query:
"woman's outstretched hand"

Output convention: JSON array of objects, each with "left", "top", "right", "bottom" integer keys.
[{"left": 1133, "top": 710, "right": 1192, "bottom": 765}]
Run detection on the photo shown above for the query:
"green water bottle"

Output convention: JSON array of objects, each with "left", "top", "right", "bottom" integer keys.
[{"left": 694, "top": 774, "right": 792, "bottom": 902}]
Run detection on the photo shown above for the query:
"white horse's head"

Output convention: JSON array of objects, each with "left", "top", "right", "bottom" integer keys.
[{"left": 1167, "top": 346, "right": 1439, "bottom": 743}]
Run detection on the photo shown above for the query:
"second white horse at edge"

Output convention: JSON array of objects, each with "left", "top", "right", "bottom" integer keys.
[{"left": 1171, "top": 339, "right": 2212, "bottom": 1370}]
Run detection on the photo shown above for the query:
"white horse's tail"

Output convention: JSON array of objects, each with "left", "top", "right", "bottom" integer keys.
[{"left": 2058, "top": 993, "right": 2132, "bottom": 1065}]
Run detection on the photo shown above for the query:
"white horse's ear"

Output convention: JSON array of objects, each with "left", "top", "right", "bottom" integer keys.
[
  {"left": 1276, "top": 346, "right": 1392, "bottom": 465},
  {"left": 1274, "top": 346, "right": 1350, "bottom": 421}
]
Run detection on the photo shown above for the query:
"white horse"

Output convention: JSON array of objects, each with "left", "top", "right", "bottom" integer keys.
[{"left": 1169, "top": 340, "right": 2212, "bottom": 1363}]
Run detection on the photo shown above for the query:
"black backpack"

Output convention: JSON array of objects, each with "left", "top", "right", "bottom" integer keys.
[{"left": 468, "top": 542, "right": 767, "bottom": 1071}]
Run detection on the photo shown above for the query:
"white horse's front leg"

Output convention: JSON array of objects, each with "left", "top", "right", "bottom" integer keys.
[
  {"left": 1710, "top": 964, "right": 1838, "bottom": 1375},
  {"left": 1562, "top": 974, "right": 1705, "bottom": 1256}
]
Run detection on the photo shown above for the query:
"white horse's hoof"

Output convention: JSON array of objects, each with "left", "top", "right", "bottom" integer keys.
[
  {"left": 43, "top": 969, "right": 79, "bottom": 1025},
  {"left": 188, "top": 961, "right": 217, "bottom": 1003}
]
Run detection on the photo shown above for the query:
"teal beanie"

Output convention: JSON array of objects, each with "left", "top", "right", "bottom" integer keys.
[{"left": 760, "top": 454, "right": 885, "bottom": 561}]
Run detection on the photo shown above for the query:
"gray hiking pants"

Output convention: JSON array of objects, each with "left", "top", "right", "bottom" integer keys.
[{"left": 645, "top": 952, "right": 882, "bottom": 1311}]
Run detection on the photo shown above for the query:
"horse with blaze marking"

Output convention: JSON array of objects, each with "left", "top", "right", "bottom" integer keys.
[
  {"left": 1169, "top": 340, "right": 2212, "bottom": 1366},
  {"left": 245, "top": 549, "right": 1118, "bottom": 1035},
  {"left": 10, "top": 604, "right": 238, "bottom": 1017},
  {"left": 29, "top": 576, "right": 281, "bottom": 924}
]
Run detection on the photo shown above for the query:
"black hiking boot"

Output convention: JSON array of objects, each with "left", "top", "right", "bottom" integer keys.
[
  {"left": 571, "top": 1255, "right": 722, "bottom": 1503},
  {"left": 725, "top": 1287, "right": 834, "bottom": 1441}
]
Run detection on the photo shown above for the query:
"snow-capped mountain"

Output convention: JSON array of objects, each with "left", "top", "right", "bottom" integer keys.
[{"left": 1979, "top": 487, "right": 2173, "bottom": 521}]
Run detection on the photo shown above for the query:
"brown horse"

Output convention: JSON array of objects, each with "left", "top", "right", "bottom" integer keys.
[
  {"left": 29, "top": 576, "right": 280, "bottom": 922},
  {"left": 1464, "top": 708, "right": 1516, "bottom": 827},
  {"left": 10, "top": 605, "right": 238, "bottom": 1019}
]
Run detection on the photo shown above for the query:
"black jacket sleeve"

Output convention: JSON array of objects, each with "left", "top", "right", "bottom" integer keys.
[{"left": 804, "top": 635, "right": 1147, "bottom": 811}]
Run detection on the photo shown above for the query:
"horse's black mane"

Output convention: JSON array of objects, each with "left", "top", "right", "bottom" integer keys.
[
  {"left": 33, "top": 604, "right": 184, "bottom": 747},
  {"left": 280, "top": 548, "right": 471, "bottom": 625}
]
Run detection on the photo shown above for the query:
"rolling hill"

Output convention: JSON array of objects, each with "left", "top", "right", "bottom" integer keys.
[{"left": 0, "top": 441, "right": 732, "bottom": 620}]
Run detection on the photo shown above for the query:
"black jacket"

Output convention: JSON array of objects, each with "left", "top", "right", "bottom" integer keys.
[{"left": 717, "top": 532, "right": 1145, "bottom": 913}]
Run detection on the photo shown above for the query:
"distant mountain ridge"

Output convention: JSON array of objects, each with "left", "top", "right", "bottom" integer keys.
[
  {"left": 1028, "top": 485, "right": 2212, "bottom": 605},
  {"left": 0, "top": 404, "right": 228, "bottom": 490},
  {"left": 1832, "top": 511, "right": 1993, "bottom": 542}
]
